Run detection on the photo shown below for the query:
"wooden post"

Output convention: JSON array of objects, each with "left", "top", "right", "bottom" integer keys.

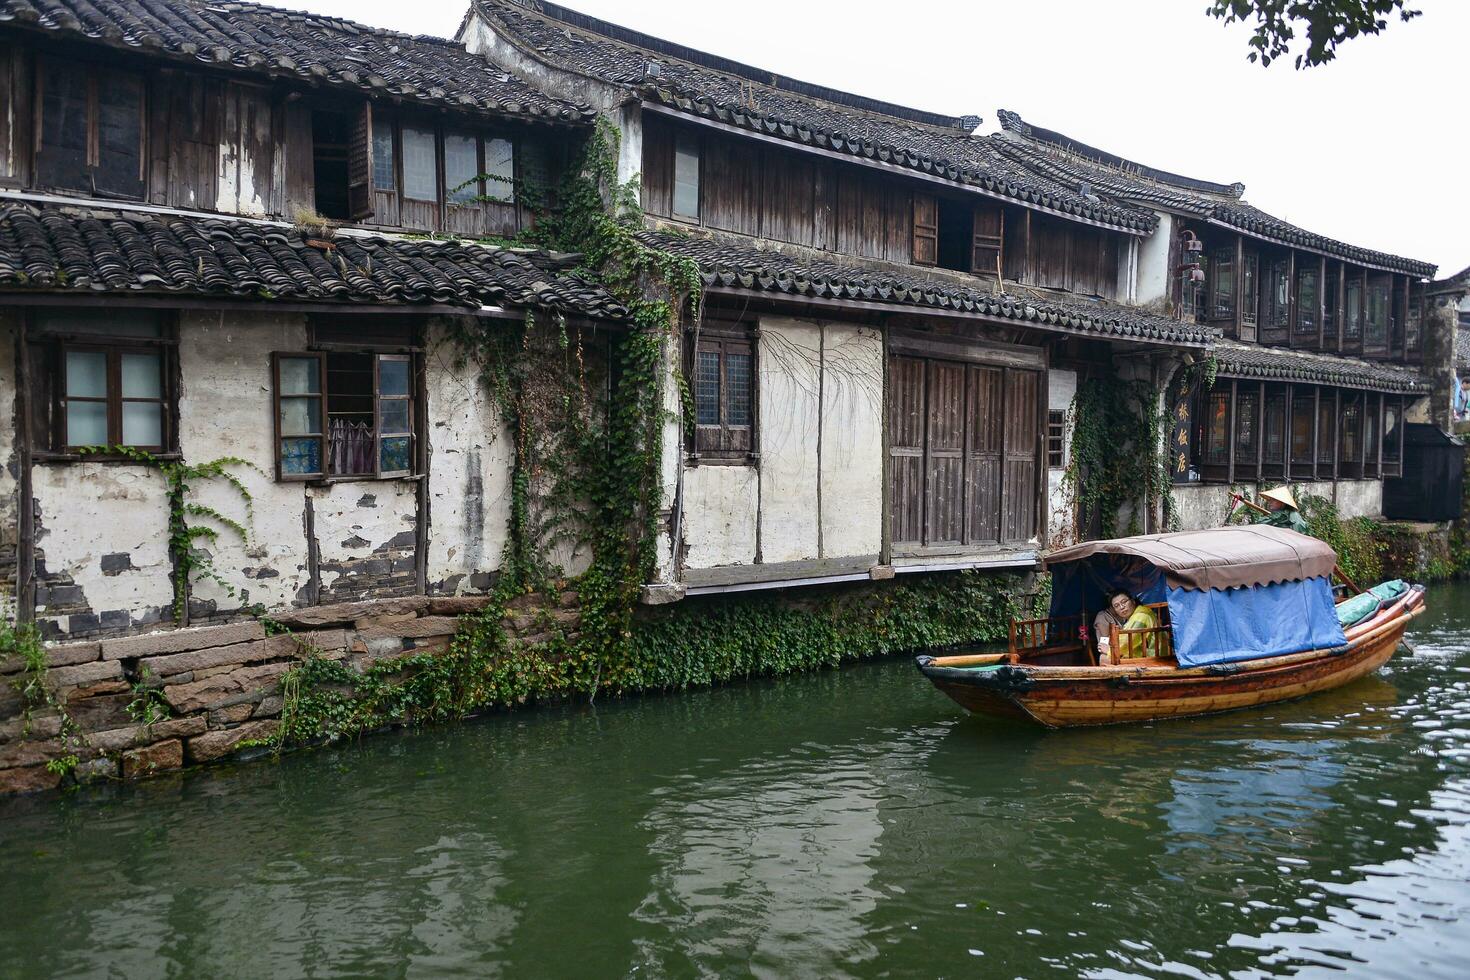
[
  {"left": 13, "top": 315, "right": 34, "bottom": 624},
  {"left": 1226, "top": 380, "right": 1237, "bottom": 486}
]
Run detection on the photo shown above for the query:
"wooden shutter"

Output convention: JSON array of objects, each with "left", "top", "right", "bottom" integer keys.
[
  {"left": 971, "top": 207, "right": 1004, "bottom": 276},
  {"left": 912, "top": 193, "right": 938, "bottom": 266},
  {"left": 347, "top": 101, "right": 374, "bottom": 221},
  {"left": 887, "top": 355, "right": 926, "bottom": 546},
  {"left": 1001, "top": 369, "right": 1039, "bottom": 544},
  {"left": 924, "top": 360, "right": 965, "bottom": 545},
  {"left": 966, "top": 366, "right": 1003, "bottom": 545}
]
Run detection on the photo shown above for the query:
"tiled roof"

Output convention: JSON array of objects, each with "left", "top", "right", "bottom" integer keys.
[
  {"left": 0, "top": 0, "right": 590, "bottom": 124},
  {"left": 470, "top": 1, "right": 1157, "bottom": 234},
  {"left": 0, "top": 202, "right": 626, "bottom": 317},
  {"left": 1211, "top": 339, "right": 1427, "bottom": 394},
  {"left": 995, "top": 110, "right": 1436, "bottom": 279},
  {"left": 638, "top": 230, "right": 1213, "bottom": 346}
]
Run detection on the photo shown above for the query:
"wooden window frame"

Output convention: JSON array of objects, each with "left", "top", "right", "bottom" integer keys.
[
  {"left": 271, "top": 335, "right": 423, "bottom": 483},
  {"left": 687, "top": 324, "right": 756, "bottom": 463},
  {"left": 1239, "top": 248, "right": 1259, "bottom": 337},
  {"left": 1046, "top": 409, "right": 1066, "bottom": 468},
  {"left": 367, "top": 111, "right": 517, "bottom": 233},
  {"left": 672, "top": 130, "right": 701, "bottom": 222},
  {"left": 1209, "top": 245, "right": 1236, "bottom": 322},
  {"left": 33, "top": 55, "right": 147, "bottom": 200},
  {"left": 26, "top": 310, "right": 179, "bottom": 462}
]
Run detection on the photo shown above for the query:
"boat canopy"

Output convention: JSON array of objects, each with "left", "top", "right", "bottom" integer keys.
[
  {"left": 1045, "top": 526, "right": 1338, "bottom": 592},
  {"left": 1046, "top": 527, "right": 1347, "bottom": 668}
]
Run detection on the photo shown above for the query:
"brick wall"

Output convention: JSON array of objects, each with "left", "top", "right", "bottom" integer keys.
[{"left": 0, "top": 592, "right": 580, "bottom": 795}]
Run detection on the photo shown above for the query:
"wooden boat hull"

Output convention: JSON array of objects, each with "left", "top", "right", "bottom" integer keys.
[{"left": 917, "top": 610, "right": 1416, "bottom": 729}]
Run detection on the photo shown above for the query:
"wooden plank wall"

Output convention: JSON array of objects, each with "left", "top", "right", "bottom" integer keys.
[{"left": 646, "top": 115, "right": 1121, "bottom": 299}]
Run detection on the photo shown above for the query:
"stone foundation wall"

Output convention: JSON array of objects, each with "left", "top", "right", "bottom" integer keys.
[{"left": 0, "top": 593, "right": 579, "bottom": 795}]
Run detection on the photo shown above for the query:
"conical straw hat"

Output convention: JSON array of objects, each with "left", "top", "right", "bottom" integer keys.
[{"left": 1260, "top": 486, "right": 1298, "bottom": 510}]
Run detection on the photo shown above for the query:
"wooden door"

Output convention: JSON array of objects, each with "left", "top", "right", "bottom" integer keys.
[{"left": 888, "top": 353, "right": 1040, "bottom": 550}]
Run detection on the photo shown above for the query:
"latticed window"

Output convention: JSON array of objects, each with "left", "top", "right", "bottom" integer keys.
[
  {"left": 1295, "top": 266, "right": 1319, "bottom": 337},
  {"left": 1211, "top": 247, "right": 1235, "bottom": 319},
  {"left": 690, "top": 328, "right": 755, "bottom": 459},
  {"left": 1345, "top": 278, "right": 1363, "bottom": 341},
  {"left": 1235, "top": 390, "right": 1259, "bottom": 461},
  {"left": 1047, "top": 409, "right": 1066, "bottom": 467},
  {"left": 1241, "top": 253, "right": 1259, "bottom": 331},
  {"left": 1205, "top": 391, "right": 1230, "bottom": 464}
]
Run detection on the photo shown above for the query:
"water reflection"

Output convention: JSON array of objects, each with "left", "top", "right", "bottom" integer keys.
[{"left": 0, "top": 586, "right": 1467, "bottom": 978}]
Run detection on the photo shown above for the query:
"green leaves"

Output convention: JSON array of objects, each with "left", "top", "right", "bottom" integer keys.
[{"left": 1206, "top": 0, "right": 1422, "bottom": 69}]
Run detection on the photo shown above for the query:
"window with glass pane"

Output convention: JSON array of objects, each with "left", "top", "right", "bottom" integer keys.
[
  {"left": 1263, "top": 393, "right": 1286, "bottom": 461},
  {"left": 1340, "top": 398, "right": 1361, "bottom": 462},
  {"left": 276, "top": 355, "right": 324, "bottom": 477},
  {"left": 484, "top": 137, "right": 515, "bottom": 203},
  {"left": 1270, "top": 260, "right": 1290, "bottom": 328},
  {"left": 372, "top": 124, "right": 396, "bottom": 191},
  {"left": 1295, "top": 267, "right": 1319, "bottom": 337},
  {"left": 273, "top": 345, "right": 419, "bottom": 481},
  {"left": 1383, "top": 399, "right": 1401, "bottom": 462},
  {"left": 61, "top": 346, "right": 166, "bottom": 450},
  {"left": 673, "top": 133, "right": 700, "bottom": 220},
  {"left": 1211, "top": 248, "right": 1235, "bottom": 319},
  {"left": 691, "top": 332, "right": 755, "bottom": 458},
  {"left": 444, "top": 133, "right": 479, "bottom": 205},
  {"left": 401, "top": 126, "right": 437, "bottom": 201},
  {"left": 1316, "top": 393, "right": 1335, "bottom": 466},
  {"left": 1205, "top": 392, "right": 1229, "bottom": 464},
  {"left": 1290, "top": 394, "right": 1315, "bottom": 463},
  {"left": 1345, "top": 278, "right": 1362, "bottom": 340},
  {"left": 1235, "top": 391, "right": 1258, "bottom": 461},
  {"left": 1365, "top": 280, "right": 1389, "bottom": 349},
  {"left": 1323, "top": 268, "right": 1339, "bottom": 339},
  {"left": 376, "top": 355, "right": 413, "bottom": 475},
  {"left": 1241, "top": 253, "right": 1258, "bottom": 328},
  {"left": 1364, "top": 397, "right": 1380, "bottom": 468}
]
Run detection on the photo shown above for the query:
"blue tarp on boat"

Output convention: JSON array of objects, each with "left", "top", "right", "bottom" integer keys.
[{"left": 1166, "top": 576, "right": 1347, "bottom": 668}]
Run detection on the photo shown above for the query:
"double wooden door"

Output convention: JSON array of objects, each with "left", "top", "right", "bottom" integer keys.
[{"left": 888, "top": 354, "right": 1040, "bottom": 552}]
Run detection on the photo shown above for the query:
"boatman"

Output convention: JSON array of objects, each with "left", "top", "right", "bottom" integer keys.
[{"left": 1250, "top": 486, "right": 1309, "bottom": 535}]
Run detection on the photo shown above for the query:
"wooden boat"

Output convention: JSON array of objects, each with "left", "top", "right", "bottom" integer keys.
[{"left": 917, "top": 527, "right": 1425, "bottom": 728}]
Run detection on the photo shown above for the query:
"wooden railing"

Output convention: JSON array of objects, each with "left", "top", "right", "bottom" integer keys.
[
  {"left": 1108, "top": 602, "right": 1175, "bottom": 661},
  {"left": 1009, "top": 614, "right": 1083, "bottom": 659}
]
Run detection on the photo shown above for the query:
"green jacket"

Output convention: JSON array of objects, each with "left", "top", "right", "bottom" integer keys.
[{"left": 1253, "top": 507, "right": 1310, "bottom": 535}]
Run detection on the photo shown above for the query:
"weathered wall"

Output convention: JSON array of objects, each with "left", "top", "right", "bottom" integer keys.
[
  {"left": 424, "top": 322, "right": 511, "bottom": 595},
  {"left": 178, "top": 311, "right": 311, "bottom": 620},
  {"left": 1173, "top": 479, "right": 1384, "bottom": 531},
  {"left": 16, "top": 310, "right": 524, "bottom": 639},
  {"left": 0, "top": 311, "right": 18, "bottom": 621},
  {"left": 1046, "top": 370, "right": 1078, "bottom": 548},
  {"left": 676, "top": 317, "right": 883, "bottom": 574},
  {"left": 1136, "top": 211, "right": 1173, "bottom": 307}
]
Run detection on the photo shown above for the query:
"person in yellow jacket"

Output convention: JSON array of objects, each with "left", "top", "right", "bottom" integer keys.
[{"left": 1096, "top": 590, "right": 1159, "bottom": 664}]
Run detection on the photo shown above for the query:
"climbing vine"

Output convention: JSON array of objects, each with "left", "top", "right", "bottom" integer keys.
[
  {"left": 77, "top": 446, "right": 256, "bottom": 620},
  {"left": 1066, "top": 375, "right": 1175, "bottom": 539}
]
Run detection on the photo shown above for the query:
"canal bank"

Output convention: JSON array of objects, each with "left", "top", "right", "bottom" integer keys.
[
  {"left": 1, "top": 571, "right": 1034, "bottom": 794},
  {"left": 2, "top": 581, "right": 1468, "bottom": 977}
]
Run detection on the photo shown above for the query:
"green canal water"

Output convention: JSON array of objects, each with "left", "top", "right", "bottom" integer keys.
[{"left": 3, "top": 585, "right": 1470, "bottom": 978}]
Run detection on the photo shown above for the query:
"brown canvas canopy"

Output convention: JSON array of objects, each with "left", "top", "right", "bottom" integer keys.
[{"left": 1045, "top": 526, "right": 1337, "bottom": 592}]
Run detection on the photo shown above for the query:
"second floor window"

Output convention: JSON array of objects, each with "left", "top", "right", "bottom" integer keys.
[
  {"left": 1266, "top": 259, "right": 1290, "bottom": 330},
  {"left": 35, "top": 58, "right": 145, "bottom": 198},
  {"left": 673, "top": 133, "right": 700, "bottom": 220},
  {"left": 690, "top": 327, "right": 754, "bottom": 459},
  {"left": 1295, "top": 266, "right": 1319, "bottom": 337},
  {"left": 1240, "top": 253, "right": 1258, "bottom": 329},
  {"left": 1210, "top": 247, "right": 1235, "bottom": 319},
  {"left": 1345, "top": 278, "right": 1363, "bottom": 341}
]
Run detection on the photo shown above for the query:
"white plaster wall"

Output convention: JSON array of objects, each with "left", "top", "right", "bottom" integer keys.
[
  {"left": 1173, "top": 483, "right": 1239, "bottom": 531},
  {"left": 424, "top": 322, "right": 511, "bottom": 593},
  {"left": 1136, "top": 211, "right": 1174, "bottom": 307},
  {"left": 656, "top": 328, "right": 684, "bottom": 582},
  {"left": 682, "top": 465, "right": 758, "bottom": 568},
  {"left": 460, "top": 14, "right": 628, "bottom": 113},
  {"left": 32, "top": 462, "right": 174, "bottom": 628},
  {"left": 756, "top": 318, "right": 822, "bottom": 563},
  {"left": 1046, "top": 370, "right": 1079, "bottom": 547},
  {"left": 179, "top": 311, "right": 311, "bottom": 615},
  {"left": 1334, "top": 479, "right": 1383, "bottom": 519},
  {"left": 819, "top": 324, "right": 884, "bottom": 560},
  {"left": 0, "top": 311, "right": 18, "bottom": 620},
  {"left": 311, "top": 480, "right": 417, "bottom": 596}
]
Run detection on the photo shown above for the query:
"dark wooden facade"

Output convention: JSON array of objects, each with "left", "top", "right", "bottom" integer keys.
[
  {"left": 642, "top": 115, "right": 1122, "bottom": 300},
  {"left": 0, "top": 37, "right": 564, "bottom": 238},
  {"left": 1187, "top": 223, "right": 1424, "bottom": 366}
]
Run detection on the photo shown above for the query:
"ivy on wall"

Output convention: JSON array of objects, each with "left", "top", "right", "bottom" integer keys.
[{"left": 1066, "top": 374, "right": 1175, "bottom": 539}]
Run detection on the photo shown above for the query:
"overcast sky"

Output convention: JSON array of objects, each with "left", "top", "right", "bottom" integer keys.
[{"left": 269, "top": 0, "right": 1467, "bottom": 275}]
